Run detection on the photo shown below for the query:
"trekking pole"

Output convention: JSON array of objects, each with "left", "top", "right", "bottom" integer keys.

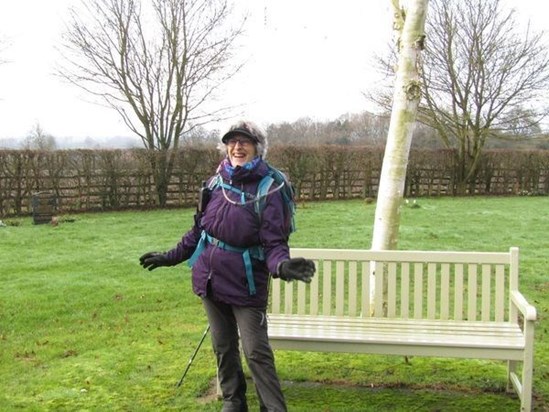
[{"left": 176, "top": 324, "right": 210, "bottom": 388}]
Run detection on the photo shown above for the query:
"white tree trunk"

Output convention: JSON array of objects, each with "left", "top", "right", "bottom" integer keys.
[{"left": 369, "top": 0, "right": 429, "bottom": 310}]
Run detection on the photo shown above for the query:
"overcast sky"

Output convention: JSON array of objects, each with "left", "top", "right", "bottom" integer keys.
[{"left": 0, "top": 0, "right": 546, "bottom": 142}]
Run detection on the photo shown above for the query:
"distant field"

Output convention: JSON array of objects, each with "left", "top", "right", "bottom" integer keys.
[{"left": 1, "top": 197, "right": 547, "bottom": 411}]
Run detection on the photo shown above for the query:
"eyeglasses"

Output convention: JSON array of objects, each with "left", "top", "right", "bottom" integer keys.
[{"left": 227, "top": 138, "right": 255, "bottom": 147}]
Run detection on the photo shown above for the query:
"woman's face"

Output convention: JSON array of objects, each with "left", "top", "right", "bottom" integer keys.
[{"left": 226, "top": 135, "right": 257, "bottom": 167}]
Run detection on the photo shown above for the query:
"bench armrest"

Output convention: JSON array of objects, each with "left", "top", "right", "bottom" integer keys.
[{"left": 510, "top": 290, "right": 537, "bottom": 321}]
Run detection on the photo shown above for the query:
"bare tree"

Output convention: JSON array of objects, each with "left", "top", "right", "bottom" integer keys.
[
  {"left": 347, "top": 111, "right": 391, "bottom": 146},
  {"left": 421, "top": 0, "right": 549, "bottom": 192},
  {"left": 21, "top": 123, "right": 57, "bottom": 151},
  {"left": 499, "top": 107, "right": 542, "bottom": 137},
  {"left": 59, "top": 0, "right": 244, "bottom": 206}
]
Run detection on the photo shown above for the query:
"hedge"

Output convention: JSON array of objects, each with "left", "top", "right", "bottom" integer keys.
[{"left": 0, "top": 146, "right": 547, "bottom": 217}]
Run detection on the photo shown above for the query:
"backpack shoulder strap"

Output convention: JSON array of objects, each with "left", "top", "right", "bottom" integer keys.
[
  {"left": 257, "top": 174, "right": 275, "bottom": 198},
  {"left": 254, "top": 172, "right": 275, "bottom": 215},
  {"left": 255, "top": 164, "right": 296, "bottom": 233}
]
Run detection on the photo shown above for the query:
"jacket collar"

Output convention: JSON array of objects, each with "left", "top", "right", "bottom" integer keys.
[{"left": 219, "top": 157, "right": 268, "bottom": 183}]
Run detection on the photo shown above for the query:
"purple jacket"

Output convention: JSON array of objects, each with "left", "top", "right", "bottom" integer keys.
[{"left": 165, "top": 158, "right": 290, "bottom": 307}]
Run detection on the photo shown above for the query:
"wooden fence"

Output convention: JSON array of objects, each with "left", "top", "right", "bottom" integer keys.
[{"left": 0, "top": 147, "right": 547, "bottom": 218}]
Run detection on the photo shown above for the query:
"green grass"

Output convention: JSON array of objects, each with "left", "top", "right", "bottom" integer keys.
[{"left": 1, "top": 197, "right": 548, "bottom": 411}]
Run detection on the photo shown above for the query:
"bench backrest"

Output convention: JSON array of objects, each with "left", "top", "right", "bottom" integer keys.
[{"left": 269, "top": 247, "right": 520, "bottom": 322}]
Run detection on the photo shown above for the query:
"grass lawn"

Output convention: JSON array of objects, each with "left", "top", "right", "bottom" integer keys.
[{"left": 1, "top": 197, "right": 548, "bottom": 411}]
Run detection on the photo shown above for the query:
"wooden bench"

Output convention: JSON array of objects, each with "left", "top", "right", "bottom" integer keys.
[{"left": 268, "top": 247, "right": 537, "bottom": 411}]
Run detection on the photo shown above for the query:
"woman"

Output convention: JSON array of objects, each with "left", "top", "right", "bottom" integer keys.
[{"left": 140, "top": 120, "right": 315, "bottom": 412}]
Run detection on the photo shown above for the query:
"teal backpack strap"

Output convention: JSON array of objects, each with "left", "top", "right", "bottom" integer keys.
[
  {"left": 255, "top": 166, "right": 297, "bottom": 234},
  {"left": 274, "top": 168, "right": 297, "bottom": 233},
  {"left": 187, "top": 230, "right": 207, "bottom": 268},
  {"left": 255, "top": 174, "right": 275, "bottom": 215},
  {"left": 241, "top": 249, "right": 256, "bottom": 295},
  {"left": 188, "top": 230, "right": 262, "bottom": 295}
]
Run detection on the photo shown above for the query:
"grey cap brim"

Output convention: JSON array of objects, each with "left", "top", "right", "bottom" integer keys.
[{"left": 221, "top": 128, "right": 260, "bottom": 144}]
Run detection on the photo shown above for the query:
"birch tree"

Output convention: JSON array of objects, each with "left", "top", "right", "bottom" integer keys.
[
  {"left": 371, "top": 0, "right": 429, "bottom": 252},
  {"left": 369, "top": 0, "right": 429, "bottom": 310}
]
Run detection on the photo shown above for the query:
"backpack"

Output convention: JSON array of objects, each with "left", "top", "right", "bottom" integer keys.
[{"left": 188, "top": 163, "right": 297, "bottom": 296}]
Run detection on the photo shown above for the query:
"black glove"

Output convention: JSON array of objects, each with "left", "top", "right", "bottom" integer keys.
[
  {"left": 139, "top": 251, "right": 172, "bottom": 271},
  {"left": 277, "top": 258, "right": 315, "bottom": 283}
]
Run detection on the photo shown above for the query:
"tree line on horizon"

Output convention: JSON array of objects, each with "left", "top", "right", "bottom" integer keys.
[{"left": 4, "top": 109, "right": 547, "bottom": 152}]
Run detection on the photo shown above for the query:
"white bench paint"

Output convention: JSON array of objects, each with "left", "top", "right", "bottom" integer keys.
[{"left": 268, "top": 247, "right": 536, "bottom": 411}]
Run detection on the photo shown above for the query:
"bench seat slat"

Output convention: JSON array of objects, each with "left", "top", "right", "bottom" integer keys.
[
  {"left": 268, "top": 315, "right": 525, "bottom": 350},
  {"left": 269, "top": 339, "right": 525, "bottom": 362},
  {"left": 269, "top": 315, "right": 521, "bottom": 333}
]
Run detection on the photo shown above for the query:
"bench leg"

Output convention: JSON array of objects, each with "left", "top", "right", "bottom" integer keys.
[
  {"left": 507, "top": 360, "right": 517, "bottom": 393},
  {"left": 508, "top": 359, "right": 533, "bottom": 412},
  {"left": 520, "top": 356, "right": 534, "bottom": 412},
  {"left": 507, "top": 350, "right": 534, "bottom": 412},
  {"left": 520, "top": 322, "right": 535, "bottom": 412}
]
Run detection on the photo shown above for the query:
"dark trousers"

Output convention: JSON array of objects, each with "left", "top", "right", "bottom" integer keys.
[{"left": 202, "top": 297, "right": 287, "bottom": 412}]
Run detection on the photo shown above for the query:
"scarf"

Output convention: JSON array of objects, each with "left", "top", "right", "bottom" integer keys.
[{"left": 222, "top": 156, "right": 261, "bottom": 178}]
